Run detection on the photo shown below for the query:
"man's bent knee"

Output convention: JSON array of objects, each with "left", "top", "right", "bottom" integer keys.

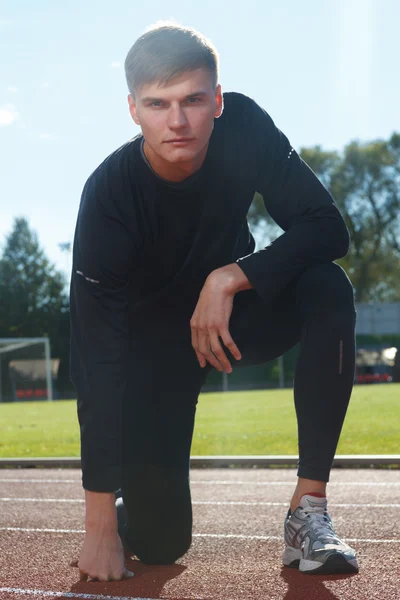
[
  {"left": 122, "top": 465, "right": 193, "bottom": 564},
  {"left": 133, "top": 534, "right": 192, "bottom": 565},
  {"left": 295, "top": 262, "right": 356, "bottom": 316}
]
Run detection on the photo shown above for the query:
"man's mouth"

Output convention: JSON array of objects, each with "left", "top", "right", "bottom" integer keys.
[{"left": 164, "top": 137, "right": 194, "bottom": 143}]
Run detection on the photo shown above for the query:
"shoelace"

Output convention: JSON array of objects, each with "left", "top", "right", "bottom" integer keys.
[{"left": 303, "top": 507, "right": 338, "bottom": 541}]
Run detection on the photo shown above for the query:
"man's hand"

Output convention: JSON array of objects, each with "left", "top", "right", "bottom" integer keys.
[
  {"left": 72, "top": 529, "right": 133, "bottom": 582},
  {"left": 190, "top": 263, "right": 252, "bottom": 373},
  {"left": 71, "top": 490, "right": 133, "bottom": 582}
]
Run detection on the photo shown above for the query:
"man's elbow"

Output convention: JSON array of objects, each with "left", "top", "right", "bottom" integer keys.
[
  {"left": 333, "top": 216, "right": 350, "bottom": 259},
  {"left": 319, "top": 202, "right": 350, "bottom": 259},
  {"left": 338, "top": 219, "right": 350, "bottom": 258}
]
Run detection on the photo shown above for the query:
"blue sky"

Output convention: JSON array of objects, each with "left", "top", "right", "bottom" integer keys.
[{"left": 1, "top": 0, "right": 399, "bottom": 278}]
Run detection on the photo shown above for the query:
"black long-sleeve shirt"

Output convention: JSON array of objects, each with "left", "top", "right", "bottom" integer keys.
[{"left": 70, "top": 92, "right": 349, "bottom": 492}]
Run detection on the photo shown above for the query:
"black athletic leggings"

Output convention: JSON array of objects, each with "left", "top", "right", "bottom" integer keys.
[{"left": 120, "top": 262, "right": 356, "bottom": 564}]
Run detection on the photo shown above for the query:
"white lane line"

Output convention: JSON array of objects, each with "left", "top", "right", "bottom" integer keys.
[
  {"left": 2, "top": 527, "right": 85, "bottom": 533},
  {"left": 1, "top": 478, "right": 399, "bottom": 486},
  {"left": 196, "top": 533, "right": 282, "bottom": 541},
  {"left": 192, "top": 480, "right": 400, "bottom": 486},
  {"left": 0, "top": 479, "right": 79, "bottom": 483},
  {"left": 2, "top": 498, "right": 400, "bottom": 509},
  {"left": 0, "top": 588, "right": 153, "bottom": 599},
  {"left": 196, "top": 501, "right": 400, "bottom": 508},
  {"left": 195, "top": 533, "right": 400, "bottom": 544},
  {"left": 1, "top": 527, "right": 399, "bottom": 544},
  {"left": 0, "top": 498, "right": 84, "bottom": 503}
]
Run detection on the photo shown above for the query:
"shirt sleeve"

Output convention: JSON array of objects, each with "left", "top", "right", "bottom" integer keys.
[
  {"left": 69, "top": 169, "right": 134, "bottom": 493},
  {"left": 236, "top": 98, "right": 350, "bottom": 301}
]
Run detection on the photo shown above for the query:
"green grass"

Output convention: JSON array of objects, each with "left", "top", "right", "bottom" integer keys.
[
  {"left": 193, "top": 384, "right": 400, "bottom": 455},
  {"left": 0, "top": 400, "right": 80, "bottom": 457},
  {"left": 0, "top": 384, "right": 399, "bottom": 457}
]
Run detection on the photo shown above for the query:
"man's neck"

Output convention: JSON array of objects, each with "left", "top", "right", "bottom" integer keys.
[{"left": 143, "top": 140, "right": 208, "bottom": 183}]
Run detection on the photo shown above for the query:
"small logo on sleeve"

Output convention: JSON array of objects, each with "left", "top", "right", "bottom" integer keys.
[{"left": 76, "top": 270, "right": 100, "bottom": 284}]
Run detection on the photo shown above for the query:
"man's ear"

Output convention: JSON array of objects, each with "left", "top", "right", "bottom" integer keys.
[
  {"left": 214, "top": 84, "right": 223, "bottom": 118},
  {"left": 128, "top": 94, "right": 140, "bottom": 125}
]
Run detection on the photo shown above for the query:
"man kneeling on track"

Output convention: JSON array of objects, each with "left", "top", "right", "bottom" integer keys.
[{"left": 70, "top": 22, "right": 359, "bottom": 582}]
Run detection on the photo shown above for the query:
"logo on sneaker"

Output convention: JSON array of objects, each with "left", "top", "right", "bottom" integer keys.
[
  {"left": 302, "top": 537, "right": 310, "bottom": 556},
  {"left": 304, "top": 498, "right": 327, "bottom": 509}
]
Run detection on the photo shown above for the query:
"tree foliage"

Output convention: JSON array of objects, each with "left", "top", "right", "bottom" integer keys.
[
  {"left": 0, "top": 217, "right": 68, "bottom": 338},
  {"left": 249, "top": 133, "right": 400, "bottom": 301},
  {"left": 0, "top": 218, "right": 71, "bottom": 396}
]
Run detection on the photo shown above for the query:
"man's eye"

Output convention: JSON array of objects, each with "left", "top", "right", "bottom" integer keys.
[
  {"left": 150, "top": 101, "right": 163, "bottom": 107},
  {"left": 186, "top": 97, "right": 201, "bottom": 104}
]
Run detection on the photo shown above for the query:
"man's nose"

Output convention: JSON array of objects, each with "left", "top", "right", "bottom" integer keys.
[{"left": 167, "top": 105, "right": 188, "bottom": 129}]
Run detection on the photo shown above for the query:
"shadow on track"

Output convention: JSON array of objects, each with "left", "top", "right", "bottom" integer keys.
[
  {"left": 68, "top": 556, "right": 210, "bottom": 600},
  {"left": 281, "top": 566, "right": 357, "bottom": 600}
]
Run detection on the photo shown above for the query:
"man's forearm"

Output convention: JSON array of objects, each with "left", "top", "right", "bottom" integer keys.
[
  {"left": 209, "top": 263, "right": 253, "bottom": 295},
  {"left": 70, "top": 268, "right": 129, "bottom": 494},
  {"left": 85, "top": 490, "right": 117, "bottom": 532},
  {"left": 235, "top": 205, "right": 349, "bottom": 303}
]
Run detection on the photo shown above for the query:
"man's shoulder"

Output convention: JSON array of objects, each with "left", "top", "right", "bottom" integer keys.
[
  {"left": 222, "top": 91, "right": 264, "bottom": 117},
  {"left": 80, "top": 136, "right": 142, "bottom": 214},
  {"left": 223, "top": 91, "right": 255, "bottom": 107},
  {"left": 85, "top": 135, "right": 141, "bottom": 188},
  {"left": 219, "top": 91, "right": 273, "bottom": 135}
]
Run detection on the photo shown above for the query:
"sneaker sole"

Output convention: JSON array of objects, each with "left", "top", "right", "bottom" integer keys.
[
  {"left": 282, "top": 546, "right": 301, "bottom": 569},
  {"left": 283, "top": 548, "right": 358, "bottom": 575},
  {"left": 300, "top": 553, "right": 359, "bottom": 575}
]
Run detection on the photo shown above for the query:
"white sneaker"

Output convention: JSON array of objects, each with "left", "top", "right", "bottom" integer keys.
[{"left": 283, "top": 494, "right": 359, "bottom": 574}]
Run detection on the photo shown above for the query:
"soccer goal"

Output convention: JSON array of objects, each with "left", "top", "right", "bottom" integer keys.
[{"left": 0, "top": 338, "right": 53, "bottom": 402}]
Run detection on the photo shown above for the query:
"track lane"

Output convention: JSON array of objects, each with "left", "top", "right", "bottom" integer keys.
[
  {"left": 1, "top": 469, "right": 399, "bottom": 600},
  {"left": 1, "top": 502, "right": 399, "bottom": 542},
  {"left": 1, "top": 531, "right": 399, "bottom": 600}
]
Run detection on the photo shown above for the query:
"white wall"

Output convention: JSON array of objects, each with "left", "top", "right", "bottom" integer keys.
[{"left": 356, "top": 303, "right": 400, "bottom": 335}]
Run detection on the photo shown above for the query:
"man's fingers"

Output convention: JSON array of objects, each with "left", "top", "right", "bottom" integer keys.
[
  {"left": 191, "top": 318, "right": 207, "bottom": 368},
  {"left": 109, "top": 569, "right": 134, "bottom": 581},
  {"left": 192, "top": 316, "right": 237, "bottom": 373},
  {"left": 194, "top": 349, "right": 207, "bottom": 368},
  {"left": 209, "top": 332, "right": 232, "bottom": 373},
  {"left": 192, "top": 326, "right": 206, "bottom": 368},
  {"left": 204, "top": 350, "right": 223, "bottom": 372},
  {"left": 190, "top": 320, "right": 198, "bottom": 353},
  {"left": 198, "top": 329, "right": 223, "bottom": 372},
  {"left": 123, "top": 569, "right": 134, "bottom": 579},
  {"left": 220, "top": 330, "right": 242, "bottom": 361},
  {"left": 100, "top": 570, "right": 134, "bottom": 582},
  {"left": 71, "top": 561, "right": 90, "bottom": 582},
  {"left": 197, "top": 328, "right": 222, "bottom": 371},
  {"left": 72, "top": 560, "right": 134, "bottom": 582}
]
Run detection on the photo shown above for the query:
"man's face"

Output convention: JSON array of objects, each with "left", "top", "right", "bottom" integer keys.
[{"left": 128, "top": 68, "right": 223, "bottom": 168}]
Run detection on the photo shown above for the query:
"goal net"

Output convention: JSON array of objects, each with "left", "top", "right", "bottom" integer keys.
[{"left": 0, "top": 338, "right": 54, "bottom": 402}]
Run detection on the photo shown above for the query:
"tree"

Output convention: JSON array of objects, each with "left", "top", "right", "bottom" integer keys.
[
  {"left": 249, "top": 133, "right": 400, "bottom": 301},
  {"left": 302, "top": 133, "right": 400, "bottom": 302},
  {"left": 0, "top": 218, "right": 71, "bottom": 398}
]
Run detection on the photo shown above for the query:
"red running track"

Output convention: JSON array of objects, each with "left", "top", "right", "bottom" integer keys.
[{"left": 0, "top": 468, "right": 399, "bottom": 600}]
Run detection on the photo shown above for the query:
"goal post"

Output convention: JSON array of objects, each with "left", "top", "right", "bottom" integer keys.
[{"left": 0, "top": 337, "right": 53, "bottom": 402}]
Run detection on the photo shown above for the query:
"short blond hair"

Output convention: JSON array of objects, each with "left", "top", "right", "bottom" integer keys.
[{"left": 124, "top": 22, "right": 219, "bottom": 97}]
